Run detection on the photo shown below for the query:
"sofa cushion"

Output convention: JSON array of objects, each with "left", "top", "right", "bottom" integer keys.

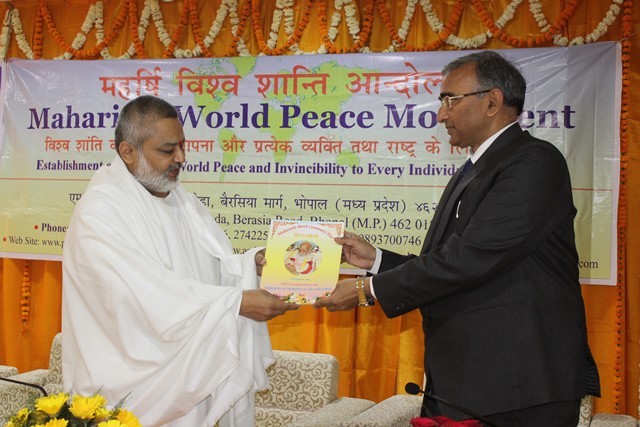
[
  {"left": 256, "top": 405, "right": 312, "bottom": 426},
  {"left": 590, "top": 413, "right": 638, "bottom": 427},
  {"left": 289, "top": 397, "right": 375, "bottom": 426},
  {"left": 341, "top": 394, "right": 422, "bottom": 427}
]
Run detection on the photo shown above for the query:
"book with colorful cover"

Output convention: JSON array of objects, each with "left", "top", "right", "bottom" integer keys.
[{"left": 260, "top": 220, "right": 345, "bottom": 304}]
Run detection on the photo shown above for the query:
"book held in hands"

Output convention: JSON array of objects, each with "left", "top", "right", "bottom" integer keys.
[{"left": 260, "top": 220, "right": 345, "bottom": 304}]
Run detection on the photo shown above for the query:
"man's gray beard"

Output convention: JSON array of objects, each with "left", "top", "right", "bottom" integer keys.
[{"left": 133, "top": 151, "right": 180, "bottom": 194}]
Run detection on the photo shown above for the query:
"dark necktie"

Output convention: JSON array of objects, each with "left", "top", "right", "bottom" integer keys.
[
  {"left": 459, "top": 159, "right": 473, "bottom": 178},
  {"left": 451, "top": 159, "right": 473, "bottom": 190}
]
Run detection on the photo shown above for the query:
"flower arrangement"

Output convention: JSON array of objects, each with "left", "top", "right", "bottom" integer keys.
[
  {"left": 411, "top": 416, "right": 483, "bottom": 427},
  {"left": 3, "top": 392, "right": 141, "bottom": 427}
]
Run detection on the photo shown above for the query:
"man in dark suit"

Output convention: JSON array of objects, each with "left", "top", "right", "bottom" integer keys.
[{"left": 315, "top": 51, "right": 600, "bottom": 426}]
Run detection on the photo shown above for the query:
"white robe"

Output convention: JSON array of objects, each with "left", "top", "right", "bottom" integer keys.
[{"left": 62, "top": 155, "right": 272, "bottom": 427}]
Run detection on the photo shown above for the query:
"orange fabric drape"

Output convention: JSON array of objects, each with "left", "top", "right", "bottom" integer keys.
[{"left": 0, "top": 0, "right": 637, "bottom": 417}]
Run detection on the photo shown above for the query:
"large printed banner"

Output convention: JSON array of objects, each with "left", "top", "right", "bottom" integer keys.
[{"left": 0, "top": 43, "right": 620, "bottom": 284}]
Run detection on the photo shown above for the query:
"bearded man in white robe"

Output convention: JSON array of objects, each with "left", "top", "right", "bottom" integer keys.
[{"left": 62, "top": 95, "right": 298, "bottom": 427}]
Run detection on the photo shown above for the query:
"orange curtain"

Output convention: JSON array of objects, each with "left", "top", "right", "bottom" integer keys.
[{"left": 0, "top": 0, "right": 637, "bottom": 417}]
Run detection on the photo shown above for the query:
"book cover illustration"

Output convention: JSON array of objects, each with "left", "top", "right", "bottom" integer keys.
[{"left": 260, "top": 220, "right": 345, "bottom": 304}]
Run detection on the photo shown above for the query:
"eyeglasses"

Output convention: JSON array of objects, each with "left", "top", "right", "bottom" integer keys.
[{"left": 438, "top": 89, "right": 492, "bottom": 111}]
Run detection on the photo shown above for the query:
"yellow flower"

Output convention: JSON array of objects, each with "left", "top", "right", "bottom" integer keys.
[
  {"left": 96, "top": 421, "right": 125, "bottom": 427},
  {"left": 6, "top": 393, "right": 140, "bottom": 427},
  {"left": 8, "top": 407, "right": 30, "bottom": 426},
  {"left": 116, "top": 409, "right": 142, "bottom": 427},
  {"left": 95, "top": 406, "right": 113, "bottom": 421},
  {"left": 94, "top": 406, "right": 113, "bottom": 421},
  {"left": 34, "top": 420, "right": 69, "bottom": 427},
  {"left": 69, "top": 394, "right": 107, "bottom": 420},
  {"left": 35, "top": 392, "right": 69, "bottom": 416}
]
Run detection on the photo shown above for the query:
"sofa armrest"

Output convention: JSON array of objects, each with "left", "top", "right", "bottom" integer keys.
[
  {"left": 8, "top": 369, "right": 49, "bottom": 387},
  {"left": 0, "top": 366, "right": 18, "bottom": 378},
  {"left": 289, "top": 397, "right": 375, "bottom": 426},
  {"left": 0, "top": 372, "right": 49, "bottom": 421},
  {"left": 340, "top": 394, "right": 422, "bottom": 427}
]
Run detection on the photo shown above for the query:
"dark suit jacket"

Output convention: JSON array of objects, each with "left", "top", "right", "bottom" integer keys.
[{"left": 373, "top": 123, "right": 600, "bottom": 417}]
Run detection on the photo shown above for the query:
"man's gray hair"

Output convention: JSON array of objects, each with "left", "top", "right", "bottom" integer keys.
[
  {"left": 443, "top": 50, "right": 527, "bottom": 115},
  {"left": 115, "top": 95, "right": 179, "bottom": 151}
]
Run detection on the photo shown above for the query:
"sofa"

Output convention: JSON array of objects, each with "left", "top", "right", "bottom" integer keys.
[{"left": 0, "top": 334, "right": 375, "bottom": 426}]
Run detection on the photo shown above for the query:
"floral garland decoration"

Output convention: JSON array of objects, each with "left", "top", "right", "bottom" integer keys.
[
  {"left": 251, "top": 0, "right": 266, "bottom": 53},
  {"left": 40, "top": 0, "right": 79, "bottom": 57},
  {"left": 129, "top": 0, "right": 151, "bottom": 59},
  {"left": 161, "top": 0, "right": 189, "bottom": 58},
  {"left": 33, "top": 3, "right": 43, "bottom": 59},
  {"left": 116, "top": 0, "right": 150, "bottom": 60},
  {"left": 281, "top": 0, "right": 297, "bottom": 51},
  {"left": 0, "top": 7, "right": 13, "bottom": 60},
  {"left": 316, "top": 0, "right": 336, "bottom": 54},
  {"left": 200, "top": 0, "right": 248, "bottom": 57},
  {"left": 149, "top": 0, "right": 173, "bottom": 56},
  {"left": 38, "top": 0, "right": 135, "bottom": 59},
  {"left": 228, "top": 0, "right": 251, "bottom": 56},
  {"left": 267, "top": 0, "right": 287, "bottom": 50},
  {"left": 581, "top": 1, "right": 623, "bottom": 44},
  {"left": 53, "top": 1, "right": 100, "bottom": 60},
  {"left": 158, "top": 0, "right": 211, "bottom": 58},
  {"left": 419, "top": 0, "right": 489, "bottom": 49},
  {"left": 128, "top": 0, "right": 145, "bottom": 58},
  {"left": 396, "top": 0, "right": 417, "bottom": 43},
  {"left": 319, "top": 0, "right": 372, "bottom": 54},
  {"left": 471, "top": 0, "right": 579, "bottom": 47},
  {"left": 10, "top": 0, "right": 361, "bottom": 68},
  {"left": 0, "top": 0, "right": 630, "bottom": 58},
  {"left": 252, "top": 0, "right": 313, "bottom": 55},
  {"left": 21, "top": 261, "right": 31, "bottom": 328},
  {"left": 613, "top": 0, "right": 632, "bottom": 413},
  {"left": 350, "top": 0, "right": 374, "bottom": 53},
  {"left": 343, "top": 0, "right": 364, "bottom": 44},
  {"left": 93, "top": 1, "right": 109, "bottom": 58},
  {"left": 529, "top": 0, "right": 624, "bottom": 46},
  {"left": 377, "top": 0, "right": 464, "bottom": 52},
  {"left": 434, "top": 0, "right": 524, "bottom": 50},
  {"left": 283, "top": 0, "right": 313, "bottom": 54},
  {"left": 95, "top": 0, "right": 138, "bottom": 60},
  {"left": 151, "top": 0, "right": 247, "bottom": 58},
  {"left": 11, "top": 6, "right": 34, "bottom": 59},
  {"left": 187, "top": 0, "right": 212, "bottom": 57},
  {"left": 316, "top": 0, "right": 371, "bottom": 54}
]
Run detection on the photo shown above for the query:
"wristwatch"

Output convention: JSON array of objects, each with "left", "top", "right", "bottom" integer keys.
[{"left": 356, "top": 276, "right": 375, "bottom": 307}]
